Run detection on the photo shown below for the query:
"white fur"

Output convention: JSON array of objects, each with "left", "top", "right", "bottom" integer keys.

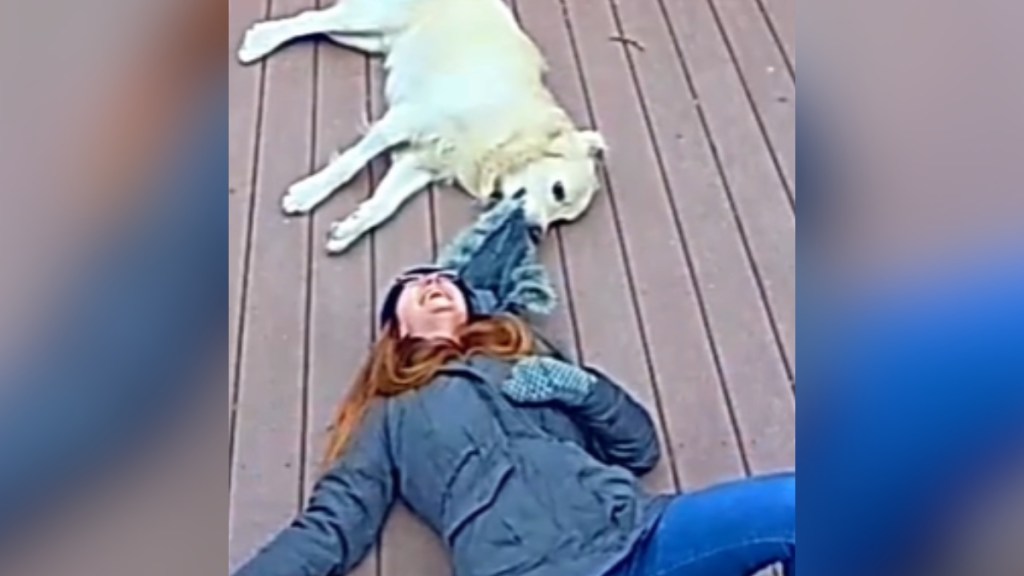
[{"left": 237, "top": 0, "right": 606, "bottom": 254}]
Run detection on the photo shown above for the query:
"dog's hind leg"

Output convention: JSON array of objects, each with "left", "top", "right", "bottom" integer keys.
[
  {"left": 325, "top": 152, "right": 434, "bottom": 254},
  {"left": 282, "top": 107, "right": 415, "bottom": 215},
  {"left": 238, "top": 0, "right": 405, "bottom": 63}
]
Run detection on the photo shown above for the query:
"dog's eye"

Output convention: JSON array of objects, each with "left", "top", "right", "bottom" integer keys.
[
  {"left": 512, "top": 188, "right": 527, "bottom": 200},
  {"left": 489, "top": 188, "right": 503, "bottom": 202},
  {"left": 551, "top": 182, "right": 566, "bottom": 202}
]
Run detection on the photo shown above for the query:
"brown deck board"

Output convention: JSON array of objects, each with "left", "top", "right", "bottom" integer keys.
[
  {"left": 229, "top": 0, "right": 795, "bottom": 570},
  {"left": 661, "top": 0, "right": 796, "bottom": 378},
  {"left": 563, "top": 0, "right": 738, "bottom": 489},
  {"left": 228, "top": 0, "right": 316, "bottom": 570},
  {"left": 607, "top": 0, "right": 752, "bottom": 488},
  {"left": 614, "top": 0, "right": 795, "bottom": 478},
  {"left": 708, "top": 0, "right": 795, "bottom": 201}
]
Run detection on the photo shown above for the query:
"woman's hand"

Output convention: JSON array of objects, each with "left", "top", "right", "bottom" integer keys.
[{"left": 501, "top": 356, "right": 595, "bottom": 406}]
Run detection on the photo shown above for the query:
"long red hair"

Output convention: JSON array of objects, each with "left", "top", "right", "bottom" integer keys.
[{"left": 322, "top": 315, "right": 535, "bottom": 468}]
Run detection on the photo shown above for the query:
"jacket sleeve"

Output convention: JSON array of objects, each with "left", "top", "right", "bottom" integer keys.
[
  {"left": 561, "top": 366, "right": 661, "bottom": 476},
  {"left": 233, "top": 404, "right": 396, "bottom": 576}
]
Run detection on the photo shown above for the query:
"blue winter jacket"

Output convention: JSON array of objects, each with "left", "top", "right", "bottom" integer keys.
[{"left": 233, "top": 354, "right": 670, "bottom": 576}]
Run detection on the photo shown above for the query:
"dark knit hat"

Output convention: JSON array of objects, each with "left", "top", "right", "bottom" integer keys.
[{"left": 377, "top": 265, "right": 477, "bottom": 329}]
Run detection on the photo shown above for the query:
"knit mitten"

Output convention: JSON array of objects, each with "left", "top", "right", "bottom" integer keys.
[{"left": 501, "top": 356, "right": 596, "bottom": 406}]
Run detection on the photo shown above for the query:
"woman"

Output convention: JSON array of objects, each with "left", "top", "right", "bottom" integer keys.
[{"left": 233, "top": 261, "right": 796, "bottom": 576}]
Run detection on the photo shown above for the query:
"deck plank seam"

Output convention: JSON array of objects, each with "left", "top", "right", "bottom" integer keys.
[
  {"left": 428, "top": 187, "right": 440, "bottom": 259},
  {"left": 754, "top": 0, "right": 795, "bottom": 79},
  {"left": 361, "top": 49, "right": 384, "bottom": 576},
  {"left": 229, "top": 0, "right": 273, "bottom": 494},
  {"left": 297, "top": 1, "right": 323, "bottom": 505},
  {"left": 552, "top": 227, "right": 584, "bottom": 360},
  {"left": 367, "top": 65, "right": 386, "bottom": 343}
]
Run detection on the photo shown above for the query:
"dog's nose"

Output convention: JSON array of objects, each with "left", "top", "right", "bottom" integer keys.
[
  {"left": 527, "top": 223, "right": 545, "bottom": 243},
  {"left": 487, "top": 189, "right": 503, "bottom": 207}
]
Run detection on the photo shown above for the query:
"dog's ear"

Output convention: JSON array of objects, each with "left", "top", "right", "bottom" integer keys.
[{"left": 577, "top": 130, "right": 607, "bottom": 157}]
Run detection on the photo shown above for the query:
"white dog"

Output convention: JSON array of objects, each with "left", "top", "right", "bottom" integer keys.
[{"left": 237, "top": 0, "right": 606, "bottom": 254}]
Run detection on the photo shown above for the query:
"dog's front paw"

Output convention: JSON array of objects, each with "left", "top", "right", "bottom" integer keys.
[
  {"left": 281, "top": 191, "right": 312, "bottom": 215},
  {"left": 281, "top": 180, "right": 326, "bottom": 215},
  {"left": 325, "top": 217, "right": 363, "bottom": 255},
  {"left": 237, "top": 23, "right": 277, "bottom": 64}
]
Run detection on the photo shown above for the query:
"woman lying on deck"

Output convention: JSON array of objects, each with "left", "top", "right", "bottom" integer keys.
[{"left": 232, "top": 201, "right": 796, "bottom": 576}]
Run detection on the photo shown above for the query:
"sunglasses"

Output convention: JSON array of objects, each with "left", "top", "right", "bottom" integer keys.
[{"left": 391, "top": 267, "right": 459, "bottom": 286}]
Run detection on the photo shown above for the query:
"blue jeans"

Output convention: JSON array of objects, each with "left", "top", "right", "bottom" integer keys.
[{"left": 609, "top": 473, "right": 796, "bottom": 576}]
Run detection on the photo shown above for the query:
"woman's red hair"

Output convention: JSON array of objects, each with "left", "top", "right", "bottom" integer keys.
[{"left": 322, "top": 315, "right": 535, "bottom": 469}]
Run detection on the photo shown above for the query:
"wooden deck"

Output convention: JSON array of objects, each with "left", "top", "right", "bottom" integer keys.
[{"left": 228, "top": 0, "right": 795, "bottom": 572}]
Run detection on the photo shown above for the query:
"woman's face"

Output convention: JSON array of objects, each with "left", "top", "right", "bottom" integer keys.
[{"left": 394, "top": 270, "right": 469, "bottom": 339}]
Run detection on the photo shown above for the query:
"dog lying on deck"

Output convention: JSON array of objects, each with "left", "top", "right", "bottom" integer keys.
[{"left": 237, "top": 0, "right": 607, "bottom": 254}]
